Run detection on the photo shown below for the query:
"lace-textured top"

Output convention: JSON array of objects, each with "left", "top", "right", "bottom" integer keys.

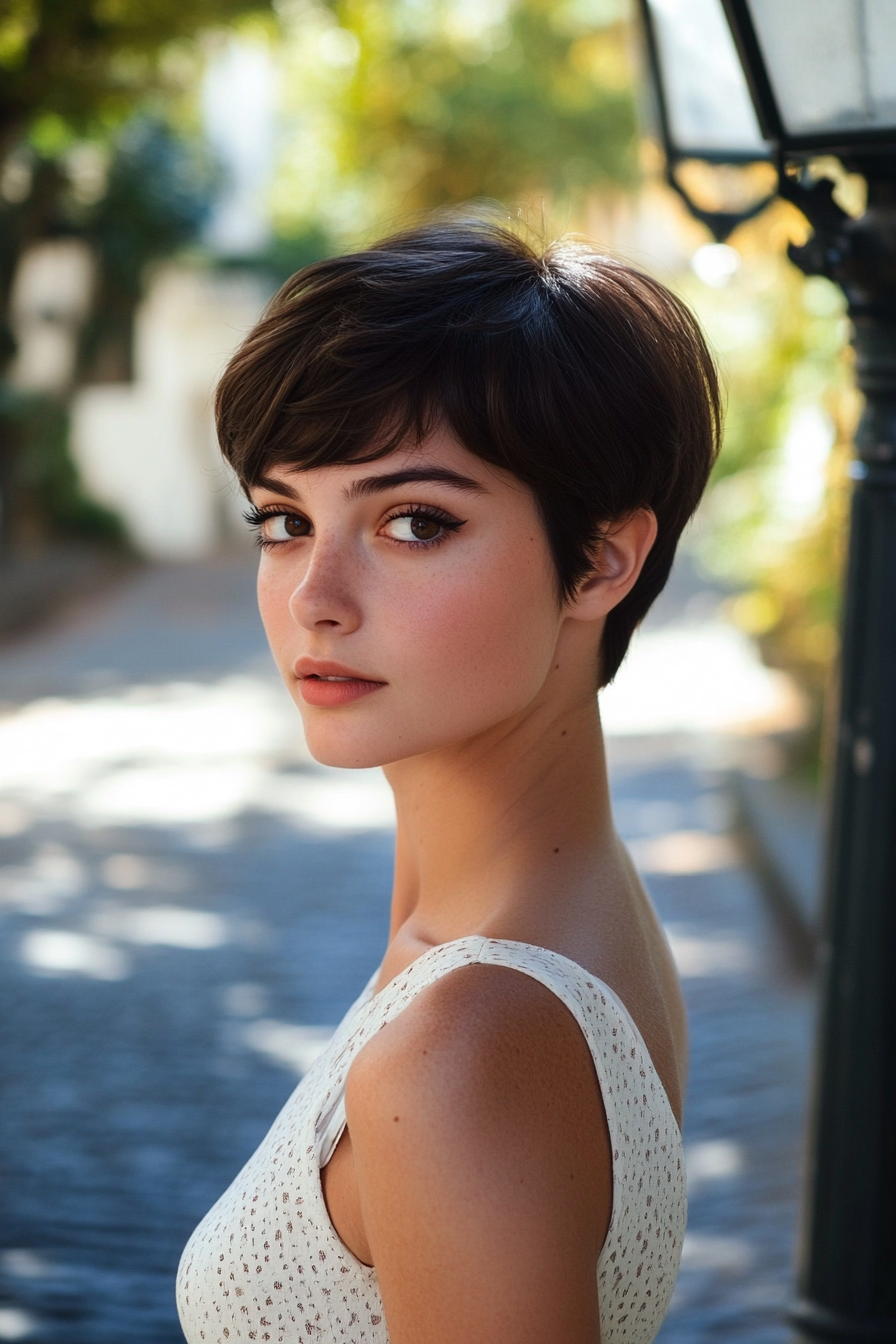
[{"left": 177, "top": 936, "right": 686, "bottom": 1344}]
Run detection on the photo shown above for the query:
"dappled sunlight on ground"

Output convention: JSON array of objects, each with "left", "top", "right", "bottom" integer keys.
[
  {"left": 239, "top": 1020, "right": 334, "bottom": 1076},
  {"left": 629, "top": 829, "right": 741, "bottom": 874},
  {"left": 20, "top": 928, "right": 130, "bottom": 981},
  {"left": 0, "top": 674, "right": 395, "bottom": 833},
  {"left": 664, "top": 926, "right": 757, "bottom": 978},
  {"left": 0, "top": 1305, "right": 38, "bottom": 1341}
]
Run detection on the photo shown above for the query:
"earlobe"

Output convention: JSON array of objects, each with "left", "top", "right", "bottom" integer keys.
[{"left": 567, "top": 508, "right": 658, "bottom": 622}]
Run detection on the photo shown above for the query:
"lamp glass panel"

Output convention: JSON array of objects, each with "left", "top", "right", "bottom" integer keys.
[
  {"left": 747, "top": 0, "right": 896, "bottom": 136},
  {"left": 647, "top": 0, "right": 767, "bottom": 154}
]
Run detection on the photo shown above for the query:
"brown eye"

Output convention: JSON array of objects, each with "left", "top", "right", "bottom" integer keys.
[
  {"left": 261, "top": 513, "right": 311, "bottom": 543},
  {"left": 409, "top": 515, "right": 441, "bottom": 540},
  {"left": 382, "top": 509, "right": 461, "bottom": 545}
]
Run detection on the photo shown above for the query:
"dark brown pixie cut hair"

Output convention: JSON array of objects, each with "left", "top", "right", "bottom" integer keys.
[{"left": 216, "top": 216, "right": 721, "bottom": 685}]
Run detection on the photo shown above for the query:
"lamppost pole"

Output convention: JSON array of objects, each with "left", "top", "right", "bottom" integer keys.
[
  {"left": 780, "top": 163, "right": 896, "bottom": 1344},
  {"left": 636, "top": 4, "right": 896, "bottom": 1338}
]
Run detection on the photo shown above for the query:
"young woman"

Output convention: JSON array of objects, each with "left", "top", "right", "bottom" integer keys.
[{"left": 177, "top": 218, "right": 720, "bottom": 1344}]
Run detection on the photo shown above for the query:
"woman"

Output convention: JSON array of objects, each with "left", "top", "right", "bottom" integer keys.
[{"left": 177, "top": 217, "right": 720, "bottom": 1344}]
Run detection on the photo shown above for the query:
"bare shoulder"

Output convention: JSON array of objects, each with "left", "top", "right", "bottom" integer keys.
[
  {"left": 343, "top": 964, "right": 612, "bottom": 1344},
  {"left": 348, "top": 962, "right": 607, "bottom": 1126}
]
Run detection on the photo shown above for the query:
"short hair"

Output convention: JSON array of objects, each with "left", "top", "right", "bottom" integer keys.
[{"left": 216, "top": 217, "right": 721, "bottom": 685}]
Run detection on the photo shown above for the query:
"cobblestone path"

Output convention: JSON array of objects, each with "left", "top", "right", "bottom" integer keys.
[{"left": 0, "top": 560, "right": 813, "bottom": 1344}]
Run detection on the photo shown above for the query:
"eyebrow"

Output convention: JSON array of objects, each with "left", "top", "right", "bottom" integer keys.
[
  {"left": 344, "top": 467, "right": 488, "bottom": 500},
  {"left": 252, "top": 466, "right": 488, "bottom": 502}
]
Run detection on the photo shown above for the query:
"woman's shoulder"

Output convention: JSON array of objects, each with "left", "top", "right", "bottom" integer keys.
[
  {"left": 346, "top": 956, "right": 615, "bottom": 1190},
  {"left": 350, "top": 951, "right": 613, "bottom": 1115},
  {"left": 343, "top": 960, "right": 614, "bottom": 1324},
  {"left": 353, "top": 934, "right": 679, "bottom": 1129}
]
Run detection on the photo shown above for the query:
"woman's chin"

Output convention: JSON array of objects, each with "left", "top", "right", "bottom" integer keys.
[
  {"left": 299, "top": 723, "right": 406, "bottom": 771},
  {"left": 303, "top": 742, "right": 391, "bottom": 770},
  {"left": 299, "top": 719, "right": 449, "bottom": 771}
]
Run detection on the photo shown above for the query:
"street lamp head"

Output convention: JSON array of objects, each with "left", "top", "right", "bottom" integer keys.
[
  {"left": 639, "top": 0, "right": 896, "bottom": 279},
  {"left": 722, "top": 0, "right": 896, "bottom": 157},
  {"left": 638, "top": 0, "right": 775, "bottom": 240},
  {"left": 640, "top": 0, "right": 768, "bottom": 164}
]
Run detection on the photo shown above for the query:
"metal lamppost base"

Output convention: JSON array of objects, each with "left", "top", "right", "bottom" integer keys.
[{"left": 791, "top": 1301, "right": 896, "bottom": 1344}]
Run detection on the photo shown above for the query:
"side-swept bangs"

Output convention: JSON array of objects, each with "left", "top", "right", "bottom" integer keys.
[{"left": 216, "top": 219, "right": 721, "bottom": 685}]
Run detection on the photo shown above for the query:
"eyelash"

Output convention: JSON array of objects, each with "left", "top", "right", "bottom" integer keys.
[
  {"left": 382, "top": 504, "right": 465, "bottom": 549},
  {"left": 242, "top": 503, "right": 466, "bottom": 551},
  {"left": 243, "top": 505, "right": 293, "bottom": 551}
]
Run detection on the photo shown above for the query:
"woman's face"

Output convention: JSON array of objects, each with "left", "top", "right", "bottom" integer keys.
[{"left": 251, "top": 426, "right": 575, "bottom": 769}]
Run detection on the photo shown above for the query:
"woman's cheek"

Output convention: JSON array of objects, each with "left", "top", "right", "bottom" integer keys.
[
  {"left": 256, "top": 567, "right": 299, "bottom": 676},
  {"left": 394, "top": 553, "right": 557, "bottom": 707}
]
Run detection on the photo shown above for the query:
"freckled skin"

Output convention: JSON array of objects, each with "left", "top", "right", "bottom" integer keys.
[
  {"left": 250, "top": 426, "right": 687, "bottom": 1344},
  {"left": 256, "top": 438, "right": 563, "bottom": 771}
]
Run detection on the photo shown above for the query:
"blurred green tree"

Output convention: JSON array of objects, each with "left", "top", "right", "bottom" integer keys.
[
  {"left": 0, "top": 116, "right": 221, "bottom": 548},
  {"left": 78, "top": 116, "right": 218, "bottom": 382},
  {"left": 681, "top": 207, "right": 856, "bottom": 777},
  {"left": 0, "top": 0, "right": 273, "bottom": 351},
  {"left": 271, "top": 0, "right": 636, "bottom": 246},
  {"left": 0, "top": 0, "right": 272, "bottom": 550},
  {"left": 0, "top": 116, "right": 220, "bottom": 551},
  {"left": 0, "top": 0, "right": 270, "bottom": 157}
]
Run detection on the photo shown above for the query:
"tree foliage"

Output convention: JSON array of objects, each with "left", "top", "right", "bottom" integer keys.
[
  {"left": 682, "top": 211, "right": 855, "bottom": 775},
  {"left": 0, "top": 0, "right": 272, "bottom": 337},
  {"left": 79, "top": 116, "right": 217, "bottom": 379},
  {"left": 271, "top": 0, "right": 636, "bottom": 245},
  {"left": 0, "top": 0, "right": 272, "bottom": 155},
  {"left": 0, "top": 0, "right": 270, "bottom": 550}
]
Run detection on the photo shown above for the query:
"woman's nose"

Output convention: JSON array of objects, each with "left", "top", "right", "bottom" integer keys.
[{"left": 287, "top": 537, "right": 362, "bottom": 633}]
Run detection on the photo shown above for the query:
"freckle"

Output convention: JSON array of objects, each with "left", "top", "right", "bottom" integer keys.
[
  {"left": 393, "top": 1116, "right": 400, "bottom": 1122},
  {"left": 553, "top": 847, "right": 560, "bottom": 854},
  {"left": 561, "top": 730, "right": 567, "bottom": 736}
]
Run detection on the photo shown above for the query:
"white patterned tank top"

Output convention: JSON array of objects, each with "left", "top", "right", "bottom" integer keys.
[{"left": 177, "top": 936, "right": 686, "bottom": 1344}]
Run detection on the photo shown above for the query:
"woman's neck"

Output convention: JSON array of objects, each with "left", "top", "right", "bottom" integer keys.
[{"left": 382, "top": 682, "right": 617, "bottom": 953}]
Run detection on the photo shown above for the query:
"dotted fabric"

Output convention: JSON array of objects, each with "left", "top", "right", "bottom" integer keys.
[{"left": 177, "top": 936, "right": 686, "bottom": 1344}]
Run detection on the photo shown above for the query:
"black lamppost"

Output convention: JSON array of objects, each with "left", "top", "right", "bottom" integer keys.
[{"left": 638, "top": 3, "right": 896, "bottom": 1342}]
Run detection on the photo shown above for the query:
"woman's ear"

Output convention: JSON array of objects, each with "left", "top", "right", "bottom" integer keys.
[{"left": 566, "top": 508, "right": 658, "bottom": 623}]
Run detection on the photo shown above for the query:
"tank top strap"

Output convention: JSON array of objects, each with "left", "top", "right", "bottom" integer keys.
[{"left": 316, "top": 935, "right": 679, "bottom": 1169}]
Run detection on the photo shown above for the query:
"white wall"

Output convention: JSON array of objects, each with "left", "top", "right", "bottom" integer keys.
[
  {"left": 71, "top": 266, "right": 269, "bottom": 559},
  {"left": 9, "top": 239, "right": 95, "bottom": 393}
]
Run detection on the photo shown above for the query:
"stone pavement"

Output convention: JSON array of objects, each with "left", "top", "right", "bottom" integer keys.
[{"left": 0, "top": 558, "right": 815, "bottom": 1344}]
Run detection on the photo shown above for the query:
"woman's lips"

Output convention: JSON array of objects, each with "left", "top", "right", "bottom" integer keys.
[{"left": 298, "top": 673, "right": 386, "bottom": 708}]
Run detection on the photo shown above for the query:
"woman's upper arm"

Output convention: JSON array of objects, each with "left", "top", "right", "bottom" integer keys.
[{"left": 344, "top": 964, "right": 612, "bottom": 1344}]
